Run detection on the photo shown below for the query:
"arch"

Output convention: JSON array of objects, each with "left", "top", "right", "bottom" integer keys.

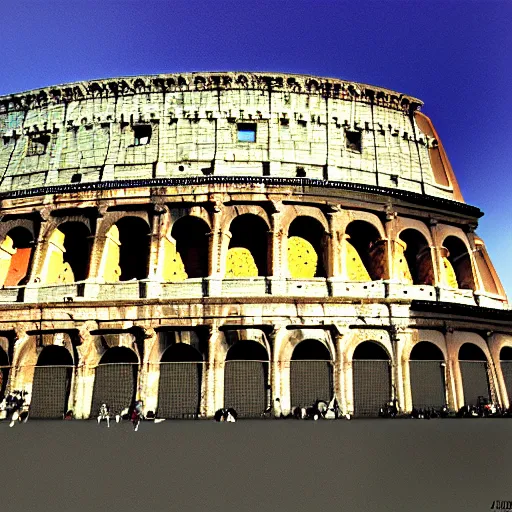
[
  {"left": 226, "top": 214, "right": 269, "bottom": 277},
  {"left": 397, "top": 229, "right": 434, "bottom": 285},
  {"left": 345, "top": 221, "right": 386, "bottom": 281},
  {"left": 287, "top": 216, "right": 327, "bottom": 278},
  {"left": 352, "top": 341, "right": 391, "bottom": 417},
  {"left": 0, "top": 227, "right": 34, "bottom": 287},
  {"left": 500, "top": 346, "right": 512, "bottom": 408},
  {"left": 102, "top": 217, "right": 150, "bottom": 282},
  {"left": 290, "top": 339, "right": 333, "bottom": 408},
  {"left": 442, "top": 236, "right": 475, "bottom": 290},
  {"left": 29, "top": 345, "right": 74, "bottom": 419},
  {"left": 473, "top": 237, "right": 503, "bottom": 296},
  {"left": 90, "top": 346, "right": 139, "bottom": 417},
  {"left": 458, "top": 343, "right": 490, "bottom": 406},
  {"left": 224, "top": 340, "right": 269, "bottom": 417},
  {"left": 166, "top": 216, "right": 210, "bottom": 279},
  {"left": 157, "top": 343, "right": 203, "bottom": 418},
  {"left": 409, "top": 342, "right": 446, "bottom": 409},
  {"left": 43, "top": 222, "right": 91, "bottom": 284}
]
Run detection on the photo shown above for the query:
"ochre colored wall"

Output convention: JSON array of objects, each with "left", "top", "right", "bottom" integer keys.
[
  {"left": 161, "top": 238, "right": 187, "bottom": 282},
  {"left": 345, "top": 240, "right": 371, "bottom": 282},
  {"left": 441, "top": 255, "right": 458, "bottom": 288},
  {"left": 287, "top": 236, "right": 318, "bottom": 278},
  {"left": 44, "top": 229, "right": 74, "bottom": 284},
  {"left": 393, "top": 240, "right": 413, "bottom": 283},
  {"left": 102, "top": 225, "right": 121, "bottom": 282},
  {"left": 0, "top": 236, "right": 15, "bottom": 286}
]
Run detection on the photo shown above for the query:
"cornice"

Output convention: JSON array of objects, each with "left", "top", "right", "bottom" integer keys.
[{"left": 0, "top": 72, "right": 423, "bottom": 115}]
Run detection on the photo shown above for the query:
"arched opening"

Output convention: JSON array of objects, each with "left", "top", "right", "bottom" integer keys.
[
  {"left": 345, "top": 221, "right": 386, "bottom": 281},
  {"left": 30, "top": 345, "right": 74, "bottom": 419},
  {"left": 157, "top": 344, "right": 203, "bottom": 418},
  {"left": 59, "top": 222, "right": 91, "bottom": 281},
  {"left": 0, "top": 347, "right": 9, "bottom": 400},
  {"left": 0, "top": 227, "right": 34, "bottom": 287},
  {"left": 442, "top": 236, "right": 475, "bottom": 290},
  {"left": 290, "top": 339, "right": 333, "bottom": 408},
  {"left": 226, "top": 215, "right": 269, "bottom": 277},
  {"left": 287, "top": 217, "right": 327, "bottom": 278},
  {"left": 90, "top": 346, "right": 139, "bottom": 417},
  {"left": 397, "top": 230, "right": 434, "bottom": 285},
  {"left": 500, "top": 347, "right": 512, "bottom": 406},
  {"left": 224, "top": 340, "right": 269, "bottom": 417},
  {"left": 458, "top": 343, "right": 490, "bottom": 406},
  {"left": 352, "top": 341, "right": 391, "bottom": 417},
  {"left": 409, "top": 342, "right": 446, "bottom": 409},
  {"left": 169, "top": 216, "right": 209, "bottom": 279}
]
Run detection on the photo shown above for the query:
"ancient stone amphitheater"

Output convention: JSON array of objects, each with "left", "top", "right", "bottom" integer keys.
[{"left": 0, "top": 71, "right": 511, "bottom": 420}]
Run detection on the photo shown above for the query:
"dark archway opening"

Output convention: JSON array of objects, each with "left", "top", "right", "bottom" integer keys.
[
  {"left": 409, "top": 342, "right": 446, "bottom": 409},
  {"left": 0, "top": 347, "right": 9, "bottom": 400},
  {"left": 30, "top": 345, "right": 74, "bottom": 419},
  {"left": 443, "top": 236, "right": 475, "bottom": 290},
  {"left": 59, "top": 222, "right": 92, "bottom": 282},
  {"left": 352, "top": 341, "right": 391, "bottom": 417},
  {"left": 224, "top": 340, "right": 269, "bottom": 417},
  {"left": 116, "top": 217, "right": 150, "bottom": 281},
  {"left": 290, "top": 339, "right": 332, "bottom": 408},
  {"left": 346, "top": 221, "right": 384, "bottom": 280},
  {"left": 228, "top": 214, "right": 269, "bottom": 276},
  {"left": 500, "top": 347, "right": 512, "bottom": 407},
  {"left": 172, "top": 217, "right": 209, "bottom": 278},
  {"left": 399, "top": 229, "right": 434, "bottom": 285},
  {"left": 458, "top": 343, "right": 490, "bottom": 406},
  {"left": 158, "top": 344, "right": 203, "bottom": 419},
  {"left": 288, "top": 217, "right": 327, "bottom": 278},
  {"left": 91, "top": 346, "right": 139, "bottom": 417}
]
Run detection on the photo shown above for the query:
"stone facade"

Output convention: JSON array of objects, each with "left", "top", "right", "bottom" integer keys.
[{"left": 0, "top": 72, "right": 511, "bottom": 419}]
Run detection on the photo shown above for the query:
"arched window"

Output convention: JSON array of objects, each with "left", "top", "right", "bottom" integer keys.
[
  {"left": 165, "top": 216, "right": 209, "bottom": 280},
  {"left": 30, "top": 345, "right": 74, "bottom": 419},
  {"left": 409, "top": 342, "right": 445, "bottom": 409},
  {"left": 290, "top": 339, "right": 333, "bottom": 408},
  {"left": 0, "top": 227, "right": 34, "bottom": 287},
  {"left": 352, "top": 341, "right": 391, "bottom": 416},
  {"left": 158, "top": 344, "right": 203, "bottom": 418},
  {"left": 287, "top": 217, "right": 327, "bottom": 278},
  {"left": 397, "top": 230, "right": 434, "bottom": 285},
  {"left": 226, "top": 215, "right": 269, "bottom": 277},
  {"left": 442, "top": 237, "right": 475, "bottom": 290},
  {"left": 224, "top": 340, "right": 269, "bottom": 417},
  {"left": 91, "top": 346, "right": 139, "bottom": 417},
  {"left": 345, "top": 221, "right": 385, "bottom": 281},
  {"left": 458, "top": 343, "right": 490, "bottom": 406}
]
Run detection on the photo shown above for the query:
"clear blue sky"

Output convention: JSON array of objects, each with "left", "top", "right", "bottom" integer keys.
[{"left": 2, "top": 0, "right": 511, "bottom": 296}]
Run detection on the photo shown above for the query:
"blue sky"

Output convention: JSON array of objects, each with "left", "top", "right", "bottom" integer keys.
[{"left": 1, "top": 0, "right": 511, "bottom": 296}]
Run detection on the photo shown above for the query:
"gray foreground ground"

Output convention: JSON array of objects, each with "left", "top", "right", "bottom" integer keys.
[{"left": 0, "top": 418, "right": 510, "bottom": 512}]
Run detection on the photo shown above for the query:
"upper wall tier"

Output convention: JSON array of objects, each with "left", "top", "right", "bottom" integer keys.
[{"left": 0, "top": 72, "right": 461, "bottom": 201}]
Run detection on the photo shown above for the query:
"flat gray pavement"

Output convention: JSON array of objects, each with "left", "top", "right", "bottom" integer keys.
[{"left": 0, "top": 418, "right": 511, "bottom": 512}]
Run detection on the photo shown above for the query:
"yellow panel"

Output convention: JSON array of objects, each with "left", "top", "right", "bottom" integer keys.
[
  {"left": 442, "top": 257, "right": 458, "bottom": 288},
  {"left": 394, "top": 241, "right": 412, "bottom": 283},
  {"left": 102, "top": 225, "right": 121, "bottom": 282},
  {"left": 45, "top": 229, "right": 75, "bottom": 284},
  {"left": 346, "top": 241, "right": 371, "bottom": 281},
  {"left": 0, "top": 236, "right": 15, "bottom": 286},
  {"left": 161, "top": 238, "right": 188, "bottom": 281},
  {"left": 287, "top": 236, "right": 318, "bottom": 278},
  {"left": 226, "top": 247, "right": 258, "bottom": 277}
]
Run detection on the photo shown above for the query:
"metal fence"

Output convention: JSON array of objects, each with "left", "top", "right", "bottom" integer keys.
[
  {"left": 352, "top": 360, "right": 391, "bottom": 417},
  {"left": 459, "top": 361, "right": 490, "bottom": 406},
  {"left": 224, "top": 360, "right": 268, "bottom": 418},
  {"left": 90, "top": 363, "right": 138, "bottom": 417},
  {"left": 157, "top": 362, "right": 203, "bottom": 419},
  {"left": 29, "top": 365, "right": 73, "bottom": 419},
  {"left": 290, "top": 360, "right": 333, "bottom": 409},
  {"left": 409, "top": 360, "right": 446, "bottom": 409},
  {"left": 501, "top": 361, "right": 512, "bottom": 405}
]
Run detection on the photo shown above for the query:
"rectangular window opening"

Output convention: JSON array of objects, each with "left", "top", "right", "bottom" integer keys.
[
  {"left": 237, "top": 123, "right": 256, "bottom": 142},
  {"left": 133, "top": 124, "right": 152, "bottom": 146},
  {"left": 345, "top": 130, "right": 362, "bottom": 153},
  {"left": 27, "top": 134, "right": 50, "bottom": 156}
]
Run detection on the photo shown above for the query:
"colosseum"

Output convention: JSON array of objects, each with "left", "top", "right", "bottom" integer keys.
[{"left": 0, "top": 71, "right": 511, "bottom": 420}]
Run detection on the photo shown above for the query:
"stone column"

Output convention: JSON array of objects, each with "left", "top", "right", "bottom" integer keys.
[
  {"left": 395, "top": 329, "right": 413, "bottom": 412},
  {"left": 74, "top": 321, "right": 99, "bottom": 419},
  {"left": 26, "top": 216, "right": 51, "bottom": 284},
  {"left": 445, "top": 329, "right": 461, "bottom": 410},
  {"left": 333, "top": 331, "right": 345, "bottom": 412},
  {"left": 140, "top": 327, "right": 159, "bottom": 415},
  {"left": 326, "top": 207, "right": 343, "bottom": 279},
  {"left": 205, "top": 326, "right": 226, "bottom": 416},
  {"left": 206, "top": 203, "right": 224, "bottom": 296},
  {"left": 8, "top": 327, "right": 30, "bottom": 393},
  {"left": 269, "top": 207, "right": 286, "bottom": 295},
  {"left": 147, "top": 205, "right": 168, "bottom": 281}
]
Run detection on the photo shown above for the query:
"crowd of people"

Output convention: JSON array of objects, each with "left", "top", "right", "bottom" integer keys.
[{"left": 0, "top": 390, "right": 30, "bottom": 427}]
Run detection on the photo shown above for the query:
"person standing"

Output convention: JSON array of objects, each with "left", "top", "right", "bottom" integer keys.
[{"left": 97, "top": 403, "right": 110, "bottom": 427}]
